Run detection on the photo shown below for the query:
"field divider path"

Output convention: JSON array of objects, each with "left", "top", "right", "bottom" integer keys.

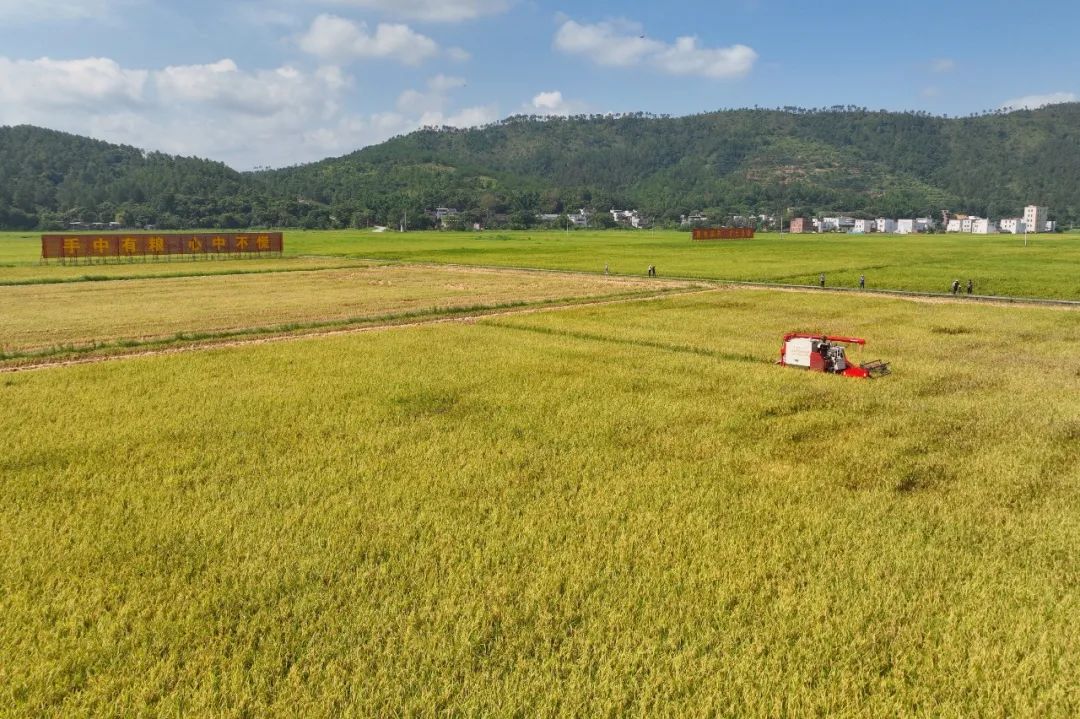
[
  {"left": 0, "top": 259, "right": 380, "bottom": 287},
  {"left": 0, "top": 286, "right": 717, "bottom": 374}
]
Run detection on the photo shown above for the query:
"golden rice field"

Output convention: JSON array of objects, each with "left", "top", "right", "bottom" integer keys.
[
  {"left": 1, "top": 283, "right": 1077, "bottom": 716},
  {"left": 0, "top": 264, "right": 693, "bottom": 358}
]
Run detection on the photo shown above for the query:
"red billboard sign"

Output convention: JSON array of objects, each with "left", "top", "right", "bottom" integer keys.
[
  {"left": 41, "top": 232, "right": 284, "bottom": 260},
  {"left": 692, "top": 228, "right": 755, "bottom": 240}
]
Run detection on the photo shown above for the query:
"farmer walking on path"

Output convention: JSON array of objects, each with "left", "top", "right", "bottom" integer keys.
[
  {"left": 967, "top": 279, "right": 973, "bottom": 295},
  {"left": 859, "top": 274, "right": 865, "bottom": 289},
  {"left": 951, "top": 279, "right": 960, "bottom": 295},
  {"left": 819, "top": 273, "right": 826, "bottom": 288}
]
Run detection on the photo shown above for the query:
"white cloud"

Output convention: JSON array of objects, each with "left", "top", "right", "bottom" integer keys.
[
  {"left": 652, "top": 37, "right": 757, "bottom": 79},
  {"left": 1000, "top": 92, "right": 1077, "bottom": 110},
  {"left": 420, "top": 105, "right": 498, "bottom": 128},
  {"left": 554, "top": 19, "right": 659, "bottom": 67},
  {"left": 428, "top": 74, "right": 466, "bottom": 93},
  {"left": 155, "top": 60, "right": 346, "bottom": 117},
  {"left": 393, "top": 74, "right": 496, "bottom": 128},
  {"left": 322, "top": 0, "right": 511, "bottom": 22},
  {"left": 930, "top": 57, "right": 955, "bottom": 73},
  {"left": 396, "top": 74, "right": 472, "bottom": 116},
  {"left": 446, "top": 47, "right": 472, "bottom": 62},
  {"left": 532, "top": 91, "right": 564, "bottom": 110},
  {"left": 0, "top": 57, "right": 147, "bottom": 107},
  {"left": 0, "top": 54, "right": 497, "bottom": 168},
  {"left": 299, "top": 14, "right": 438, "bottom": 65},
  {"left": 554, "top": 19, "right": 757, "bottom": 79},
  {"left": 526, "top": 90, "right": 586, "bottom": 116},
  {"left": 0, "top": 0, "right": 130, "bottom": 21}
]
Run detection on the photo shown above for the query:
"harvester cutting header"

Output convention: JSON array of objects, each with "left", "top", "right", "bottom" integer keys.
[{"left": 778, "top": 333, "right": 890, "bottom": 378}]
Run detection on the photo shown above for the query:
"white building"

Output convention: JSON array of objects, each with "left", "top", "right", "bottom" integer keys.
[
  {"left": 999, "top": 218, "right": 1025, "bottom": 234},
  {"left": 897, "top": 219, "right": 916, "bottom": 234},
  {"left": 971, "top": 218, "right": 997, "bottom": 234},
  {"left": 568, "top": 209, "right": 591, "bottom": 228},
  {"left": 611, "top": 209, "right": 646, "bottom": 228},
  {"left": 1024, "top": 205, "right": 1048, "bottom": 233},
  {"left": 876, "top": 218, "right": 897, "bottom": 233},
  {"left": 1045, "top": 220, "right": 1057, "bottom": 232},
  {"left": 680, "top": 213, "right": 708, "bottom": 226},
  {"left": 818, "top": 216, "right": 855, "bottom": 232},
  {"left": 915, "top": 218, "right": 935, "bottom": 232},
  {"left": 852, "top": 219, "right": 875, "bottom": 233},
  {"left": 946, "top": 219, "right": 962, "bottom": 232}
]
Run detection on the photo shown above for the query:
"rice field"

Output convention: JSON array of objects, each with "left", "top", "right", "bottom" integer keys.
[
  {"left": 1, "top": 286, "right": 1077, "bottom": 716},
  {"left": 0, "top": 264, "right": 690, "bottom": 357},
  {"left": 292, "top": 229, "right": 1080, "bottom": 299},
  {"left": 4, "top": 228, "right": 1080, "bottom": 298}
]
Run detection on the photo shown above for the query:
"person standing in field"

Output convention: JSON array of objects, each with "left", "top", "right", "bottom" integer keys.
[
  {"left": 647, "top": 264, "right": 656, "bottom": 277},
  {"left": 951, "top": 279, "right": 960, "bottom": 295},
  {"left": 859, "top": 274, "right": 865, "bottom": 289},
  {"left": 819, "top": 273, "right": 826, "bottom": 288},
  {"left": 967, "top": 279, "right": 973, "bottom": 295},
  {"left": 604, "top": 264, "right": 609, "bottom": 275}
]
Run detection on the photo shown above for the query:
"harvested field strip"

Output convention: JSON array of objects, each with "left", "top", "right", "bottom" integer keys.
[
  {"left": 0, "top": 287, "right": 711, "bottom": 372},
  {"left": 0, "top": 263, "right": 699, "bottom": 355},
  {"left": 0, "top": 260, "right": 375, "bottom": 286}
]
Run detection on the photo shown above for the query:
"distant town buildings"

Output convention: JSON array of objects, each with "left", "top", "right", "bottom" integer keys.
[
  {"left": 568, "top": 209, "right": 591, "bottom": 228},
  {"left": 999, "top": 218, "right": 1024, "bottom": 234},
  {"left": 611, "top": 209, "right": 647, "bottom": 228},
  {"left": 816, "top": 216, "right": 855, "bottom": 232},
  {"left": 1024, "top": 205, "right": 1049, "bottom": 234},
  {"left": 413, "top": 202, "right": 1058, "bottom": 234},
  {"left": 946, "top": 215, "right": 996, "bottom": 234}
]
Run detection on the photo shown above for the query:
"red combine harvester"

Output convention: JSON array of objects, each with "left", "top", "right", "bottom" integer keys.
[{"left": 778, "top": 333, "right": 890, "bottom": 378}]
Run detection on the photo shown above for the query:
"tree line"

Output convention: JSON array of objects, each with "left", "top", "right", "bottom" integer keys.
[{"left": 2, "top": 105, "right": 1078, "bottom": 231}]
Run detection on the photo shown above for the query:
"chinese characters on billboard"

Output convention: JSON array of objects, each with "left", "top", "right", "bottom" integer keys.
[
  {"left": 691, "top": 228, "right": 755, "bottom": 240},
  {"left": 41, "top": 233, "right": 284, "bottom": 261}
]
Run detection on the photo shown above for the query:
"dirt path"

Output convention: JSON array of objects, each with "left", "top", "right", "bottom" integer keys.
[{"left": 1, "top": 286, "right": 714, "bottom": 374}]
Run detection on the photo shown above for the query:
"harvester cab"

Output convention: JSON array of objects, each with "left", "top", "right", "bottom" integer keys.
[{"left": 778, "top": 333, "right": 890, "bottom": 378}]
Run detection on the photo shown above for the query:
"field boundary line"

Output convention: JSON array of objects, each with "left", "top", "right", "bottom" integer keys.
[
  {"left": 0, "top": 286, "right": 717, "bottom": 374},
  {"left": 0, "top": 260, "right": 379, "bottom": 287}
]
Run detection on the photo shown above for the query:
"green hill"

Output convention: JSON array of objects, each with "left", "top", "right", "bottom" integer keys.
[{"left": 3, "top": 105, "right": 1079, "bottom": 230}]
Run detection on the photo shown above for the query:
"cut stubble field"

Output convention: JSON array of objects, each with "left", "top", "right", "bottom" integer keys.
[
  {"left": 0, "top": 263, "right": 698, "bottom": 360},
  {"left": 1, "top": 281, "right": 1078, "bottom": 715}
]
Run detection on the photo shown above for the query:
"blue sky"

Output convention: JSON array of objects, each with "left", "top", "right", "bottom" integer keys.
[{"left": 0, "top": 0, "right": 1076, "bottom": 169}]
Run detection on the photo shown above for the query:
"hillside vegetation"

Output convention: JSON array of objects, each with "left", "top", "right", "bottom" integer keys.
[{"left": 3, "top": 104, "right": 1080, "bottom": 229}]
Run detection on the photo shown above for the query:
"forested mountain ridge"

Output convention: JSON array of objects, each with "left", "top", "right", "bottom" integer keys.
[{"left": 3, "top": 105, "right": 1079, "bottom": 230}]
